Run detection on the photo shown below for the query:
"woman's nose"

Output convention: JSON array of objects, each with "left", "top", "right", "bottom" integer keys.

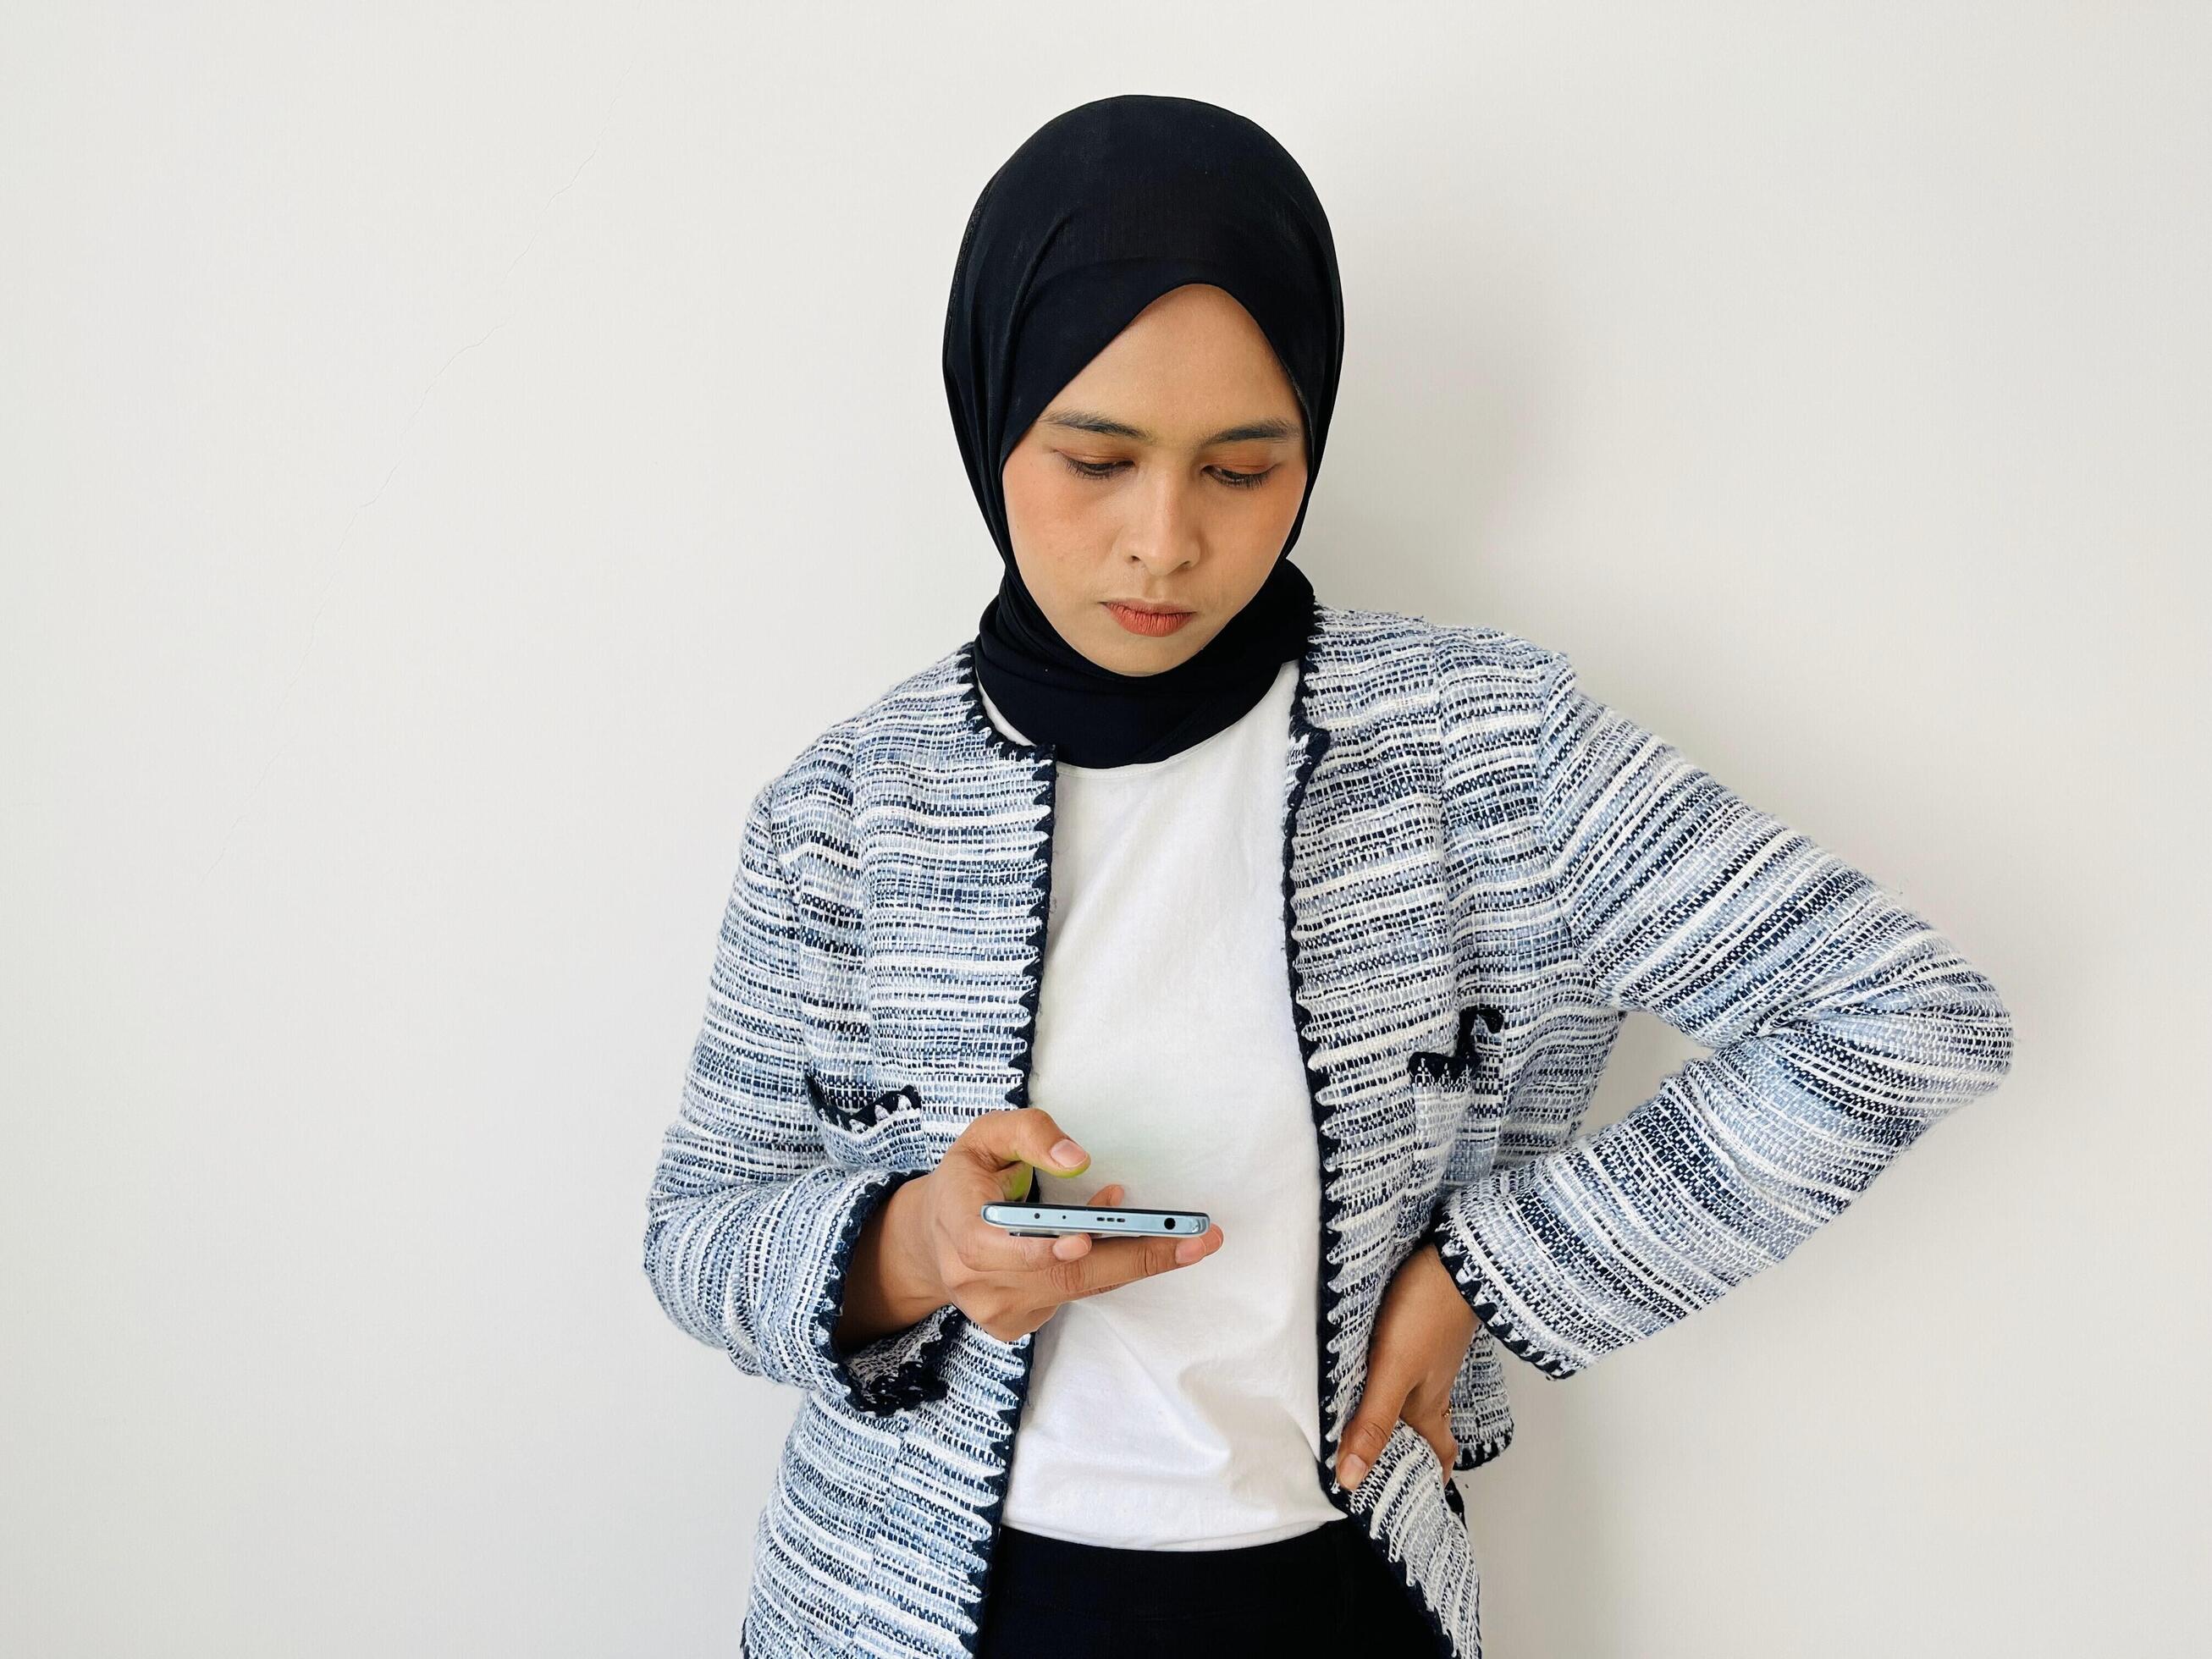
[{"left": 1120, "top": 471, "right": 1203, "bottom": 574}]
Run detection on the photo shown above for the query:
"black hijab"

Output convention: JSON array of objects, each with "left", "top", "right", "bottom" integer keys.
[{"left": 942, "top": 94, "right": 1343, "bottom": 768}]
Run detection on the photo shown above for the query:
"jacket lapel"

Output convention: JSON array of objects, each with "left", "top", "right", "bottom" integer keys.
[
  {"left": 847, "top": 637, "right": 1061, "bottom": 1177},
  {"left": 843, "top": 605, "right": 1463, "bottom": 1449},
  {"left": 1284, "top": 606, "right": 1464, "bottom": 1452}
]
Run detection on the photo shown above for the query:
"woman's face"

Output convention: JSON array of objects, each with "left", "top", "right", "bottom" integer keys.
[{"left": 1000, "top": 283, "right": 1310, "bottom": 675}]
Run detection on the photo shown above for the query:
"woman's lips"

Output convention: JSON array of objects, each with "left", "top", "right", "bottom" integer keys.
[{"left": 1105, "top": 601, "right": 1194, "bottom": 637}]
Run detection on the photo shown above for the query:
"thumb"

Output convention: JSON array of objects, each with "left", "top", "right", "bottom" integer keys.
[{"left": 1333, "top": 1378, "right": 1409, "bottom": 1492}]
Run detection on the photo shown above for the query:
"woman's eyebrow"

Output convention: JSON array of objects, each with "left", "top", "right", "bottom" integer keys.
[{"left": 1040, "top": 407, "right": 1300, "bottom": 446}]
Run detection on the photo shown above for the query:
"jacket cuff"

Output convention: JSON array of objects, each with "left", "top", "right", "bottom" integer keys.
[
  {"left": 1440, "top": 1311, "right": 1517, "bottom": 1470},
  {"left": 1420, "top": 1204, "right": 1586, "bottom": 1381},
  {"left": 815, "top": 1168, "right": 963, "bottom": 1415}
]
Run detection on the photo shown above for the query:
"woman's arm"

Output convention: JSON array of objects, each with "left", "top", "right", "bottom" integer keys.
[
  {"left": 642, "top": 779, "right": 963, "bottom": 1415},
  {"left": 830, "top": 1176, "right": 947, "bottom": 1352},
  {"left": 1423, "top": 640, "right": 2016, "bottom": 1378}
]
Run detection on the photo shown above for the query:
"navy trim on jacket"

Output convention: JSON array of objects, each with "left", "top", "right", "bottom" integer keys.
[{"left": 643, "top": 604, "right": 2015, "bottom": 1658}]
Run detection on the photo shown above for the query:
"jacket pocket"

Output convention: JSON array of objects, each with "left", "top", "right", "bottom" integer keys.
[
  {"left": 1399, "top": 1004, "right": 1508, "bottom": 1237},
  {"left": 1342, "top": 1417, "right": 1463, "bottom": 1524},
  {"left": 1405, "top": 1001, "right": 1503, "bottom": 1089},
  {"left": 804, "top": 1070, "right": 931, "bottom": 1168}
]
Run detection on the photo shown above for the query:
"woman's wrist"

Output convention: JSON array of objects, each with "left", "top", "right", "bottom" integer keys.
[{"left": 833, "top": 1174, "right": 948, "bottom": 1353}]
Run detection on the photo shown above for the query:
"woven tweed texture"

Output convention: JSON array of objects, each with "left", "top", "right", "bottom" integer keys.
[{"left": 643, "top": 604, "right": 2015, "bottom": 1659}]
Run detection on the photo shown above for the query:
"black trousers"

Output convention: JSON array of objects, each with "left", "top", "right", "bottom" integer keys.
[{"left": 973, "top": 1515, "right": 1445, "bottom": 1658}]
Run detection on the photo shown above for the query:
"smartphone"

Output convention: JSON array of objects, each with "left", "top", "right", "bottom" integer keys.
[{"left": 980, "top": 1200, "right": 1212, "bottom": 1239}]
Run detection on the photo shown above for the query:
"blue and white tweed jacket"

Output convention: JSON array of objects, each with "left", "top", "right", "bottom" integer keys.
[{"left": 642, "top": 603, "right": 2015, "bottom": 1659}]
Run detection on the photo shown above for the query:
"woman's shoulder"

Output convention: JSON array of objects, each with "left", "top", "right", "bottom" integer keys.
[
  {"left": 749, "top": 637, "right": 977, "bottom": 824},
  {"left": 798, "top": 639, "right": 970, "bottom": 751},
  {"left": 1309, "top": 604, "right": 1569, "bottom": 726}
]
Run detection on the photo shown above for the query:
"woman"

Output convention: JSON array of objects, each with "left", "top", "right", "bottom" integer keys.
[{"left": 643, "top": 96, "right": 2015, "bottom": 1659}]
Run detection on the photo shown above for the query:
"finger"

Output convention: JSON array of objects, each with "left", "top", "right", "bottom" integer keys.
[
  {"left": 962, "top": 1180, "right": 1131, "bottom": 1274},
  {"left": 1051, "top": 1220, "right": 1222, "bottom": 1303},
  {"left": 1332, "top": 1387, "right": 1409, "bottom": 1492},
  {"left": 1045, "top": 1182, "right": 1127, "bottom": 1260},
  {"left": 957, "top": 1107, "right": 1091, "bottom": 1196}
]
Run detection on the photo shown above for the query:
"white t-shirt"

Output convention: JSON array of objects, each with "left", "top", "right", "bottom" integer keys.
[{"left": 979, "top": 659, "right": 1343, "bottom": 1550}]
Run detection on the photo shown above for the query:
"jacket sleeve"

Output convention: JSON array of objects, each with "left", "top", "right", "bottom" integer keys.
[
  {"left": 1424, "top": 644, "right": 2016, "bottom": 1379},
  {"left": 642, "top": 779, "right": 964, "bottom": 1415}
]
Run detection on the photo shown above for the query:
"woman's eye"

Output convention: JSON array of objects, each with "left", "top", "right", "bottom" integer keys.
[{"left": 1058, "top": 456, "right": 1275, "bottom": 490}]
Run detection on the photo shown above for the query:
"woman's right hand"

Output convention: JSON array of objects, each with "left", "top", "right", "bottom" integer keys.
[{"left": 878, "top": 1105, "right": 1225, "bottom": 1346}]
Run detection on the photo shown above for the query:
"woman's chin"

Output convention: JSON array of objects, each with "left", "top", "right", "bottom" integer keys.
[{"left": 1082, "top": 631, "right": 1202, "bottom": 675}]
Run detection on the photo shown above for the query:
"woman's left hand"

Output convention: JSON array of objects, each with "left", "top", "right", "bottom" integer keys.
[{"left": 1333, "top": 1237, "right": 1480, "bottom": 1492}]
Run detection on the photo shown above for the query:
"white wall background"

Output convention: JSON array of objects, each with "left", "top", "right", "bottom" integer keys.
[{"left": 5, "top": 4, "right": 2204, "bottom": 1655}]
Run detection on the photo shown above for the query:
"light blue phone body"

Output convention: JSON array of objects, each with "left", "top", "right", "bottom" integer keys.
[{"left": 980, "top": 1201, "right": 1211, "bottom": 1239}]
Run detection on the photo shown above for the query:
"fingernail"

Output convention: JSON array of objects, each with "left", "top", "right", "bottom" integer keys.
[
  {"left": 1337, "top": 1452, "right": 1367, "bottom": 1489},
  {"left": 1049, "top": 1138, "right": 1087, "bottom": 1170}
]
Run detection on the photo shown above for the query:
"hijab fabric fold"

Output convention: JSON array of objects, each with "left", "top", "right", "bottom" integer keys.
[{"left": 942, "top": 94, "right": 1343, "bottom": 768}]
